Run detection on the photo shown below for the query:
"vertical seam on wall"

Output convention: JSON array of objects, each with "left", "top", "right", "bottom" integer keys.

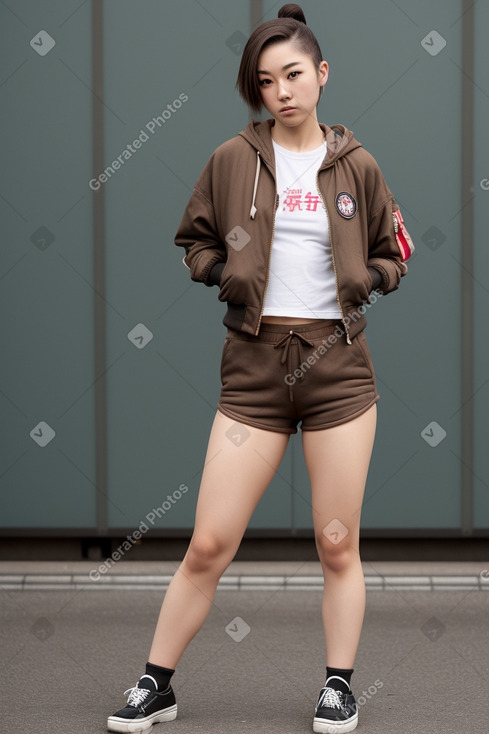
[
  {"left": 92, "top": 0, "right": 108, "bottom": 533},
  {"left": 461, "top": 0, "right": 474, "bottom": 535},
  {"left": 249, "top": 0, "right": 300, "bottom": 530},
  {"left": 250, "top": 0, "right": 262, "bottom": 31},
  {"left": 249, "top": 0, "right": 298, "bottom": 526},
  {"left": 250, "top": 0, "right": 263, "bottom": 122}
]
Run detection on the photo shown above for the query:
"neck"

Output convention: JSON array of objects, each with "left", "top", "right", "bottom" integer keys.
[{"left": 271, "top": 115, "right": 324, "bottom": 152}]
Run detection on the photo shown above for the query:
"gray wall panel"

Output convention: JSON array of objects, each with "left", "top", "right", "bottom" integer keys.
[
  {"left": 0, "top": 1, "right": 96, "bottom": 527},
  {"left": 473, "top": 0, "right": 489, "bottom": 530},
  {"left": 1, "top": 0, "right": 487, "bottom": 534},
  {"left": 279, "top": 0, "right": 465, "bottom": 529}
]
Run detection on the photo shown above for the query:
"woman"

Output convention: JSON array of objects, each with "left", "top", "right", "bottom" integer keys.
[{"left": 107, "top": 4, "right": 413, "bottom": 733}]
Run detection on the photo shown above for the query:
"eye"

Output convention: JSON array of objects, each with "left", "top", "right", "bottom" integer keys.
[{"left": 258, "top": 70, "right": 302, "bottom": 86}]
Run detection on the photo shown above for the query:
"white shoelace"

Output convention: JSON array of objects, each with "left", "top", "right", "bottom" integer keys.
[
  {"left": 317, "top": 687, "right": 344, "bottom": 710},
  {"left": 123, "top": 686, "right": 151, "bottom": 707}
]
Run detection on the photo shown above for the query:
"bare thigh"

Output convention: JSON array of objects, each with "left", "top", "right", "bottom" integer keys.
[
  {"left": 302, "top": 405, "right": 377, "bottom": 549},
  {"left": 189, "top": 410, "right": 290, "bottom": 560}
]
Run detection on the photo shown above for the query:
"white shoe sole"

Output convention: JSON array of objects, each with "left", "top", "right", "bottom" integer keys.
[
  {"left": 313, "top": 710, "right": 358, "bottom": 733},
  {"left": 107, "top": 703, "right": 177, "bottom": 732}
]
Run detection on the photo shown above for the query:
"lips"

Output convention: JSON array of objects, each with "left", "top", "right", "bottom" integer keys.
[{"left": 280, "top": 106, "right": 296, "bottom": 112}]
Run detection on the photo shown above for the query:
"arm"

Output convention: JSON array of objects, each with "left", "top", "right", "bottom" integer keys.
[
  {"left": 366, "top": 166, "right": 414, "bottom": 294},
  {"left": 367, "top": 265, "right": 383, "bottom": 290},
  {"left": 174, "top": 155, "right": 227, "bottom": 287}
]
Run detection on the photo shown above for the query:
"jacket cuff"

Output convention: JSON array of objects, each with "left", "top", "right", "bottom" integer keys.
[
  {"left": 205, "top": 260, "right": 226, "bottom": 287},
  {"left": 367, "top": 266, "right": 383, "bottom": 291}
]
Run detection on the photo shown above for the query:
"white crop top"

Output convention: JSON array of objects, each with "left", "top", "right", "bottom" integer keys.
[{"left": 262, "top": 138, "right": 342, "bottom": 319}]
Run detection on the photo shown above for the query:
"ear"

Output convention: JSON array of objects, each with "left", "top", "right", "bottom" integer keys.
[{"left": 318, "top": 60, "right": 329, "bottom": 87}]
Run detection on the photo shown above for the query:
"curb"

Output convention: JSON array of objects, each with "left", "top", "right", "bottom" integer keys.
[{"left": 2, "top": 573, "right": 489, "bottom": 591}]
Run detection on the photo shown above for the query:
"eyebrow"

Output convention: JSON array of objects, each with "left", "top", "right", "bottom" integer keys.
[{"left": 257, "top": 61, "right": 302, "bottom": 74}]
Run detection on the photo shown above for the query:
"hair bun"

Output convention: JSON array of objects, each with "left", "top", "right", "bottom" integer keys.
[{"left": 277, "top": 4, "right": 307, "bottom": 24}]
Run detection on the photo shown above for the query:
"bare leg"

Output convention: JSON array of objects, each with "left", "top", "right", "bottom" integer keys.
[
  {"left": 302, "top": 405, "right": 377, "bottom": 668},
  {"left": 148, "top": 410, "right": 290, "bottom": 668}
]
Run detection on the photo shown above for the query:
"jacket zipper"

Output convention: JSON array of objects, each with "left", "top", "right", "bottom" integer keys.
[
  {"left": 316, "top": 169, "right": 352, "bottom": 344},
  {"left": 256, "top": 191, "right": 278, "bottom": 335}
]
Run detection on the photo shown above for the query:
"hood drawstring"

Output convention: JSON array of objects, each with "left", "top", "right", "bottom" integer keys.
[{"left": 249, "top": 150, "right": 261, "bottom": 219}]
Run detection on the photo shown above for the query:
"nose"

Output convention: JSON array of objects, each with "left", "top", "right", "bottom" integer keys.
[{"left": 277, "top": 81, "right": 291, "bottom": 101}]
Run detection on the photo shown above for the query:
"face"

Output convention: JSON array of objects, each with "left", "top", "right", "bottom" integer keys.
[{"left": 257, "top": 40, "right": 328, "bottom": 125}]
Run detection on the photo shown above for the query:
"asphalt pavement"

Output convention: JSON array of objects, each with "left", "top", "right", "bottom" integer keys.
[{"left": 1, "top": 560, "right": 488, "bottom": 733}]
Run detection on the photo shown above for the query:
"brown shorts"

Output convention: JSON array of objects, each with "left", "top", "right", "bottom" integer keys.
[{"left": 217, "top": 319, "right": 379, "bottom": 434}]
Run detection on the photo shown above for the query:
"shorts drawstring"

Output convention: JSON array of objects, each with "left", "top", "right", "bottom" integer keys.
[{"left": 274, "top": 330, "right": 315, "bottom": 401}]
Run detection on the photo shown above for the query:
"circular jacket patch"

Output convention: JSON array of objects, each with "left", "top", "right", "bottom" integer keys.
[{"left": 335, "top": 192, "right": 357, "bottom": 219}]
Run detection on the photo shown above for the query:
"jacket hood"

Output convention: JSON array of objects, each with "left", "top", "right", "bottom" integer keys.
[
  {"left": 237, "top": 118, "right": 362, "bottom": 219},
  {"left": 238, "top": 118, "right": 361, "bottom": 165}
]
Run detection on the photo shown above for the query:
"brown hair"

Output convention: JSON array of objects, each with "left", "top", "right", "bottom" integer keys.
[{"left": 236, "top": 4, "right": 324, "bottom": 113}]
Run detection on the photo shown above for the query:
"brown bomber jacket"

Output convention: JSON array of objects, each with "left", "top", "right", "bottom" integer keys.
[{"left": 174, "top": 118, "right": 414, "bottom": 343}]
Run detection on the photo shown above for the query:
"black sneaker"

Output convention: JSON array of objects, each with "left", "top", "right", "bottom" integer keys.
[
  {"left": 313, "top": 685, "right": 358, "bottom": 733},
  {"left": 107, "top": 675, "right": 177, "bottom": 732}
]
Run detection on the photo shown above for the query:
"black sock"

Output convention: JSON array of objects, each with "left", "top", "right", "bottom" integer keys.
[
  {"left": 325, "top": 666, "right": 353, "bottom": 694},
  {"left": 138, "top": 662, "right": 175, "bottom": 692}
]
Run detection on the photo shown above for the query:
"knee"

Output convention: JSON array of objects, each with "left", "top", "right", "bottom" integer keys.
[
  {"left": 315, "top": 532, "right": 359, "bottom": 574},
  {"left": 185, "top": 533, "right": 231, "bottom": 574}
]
